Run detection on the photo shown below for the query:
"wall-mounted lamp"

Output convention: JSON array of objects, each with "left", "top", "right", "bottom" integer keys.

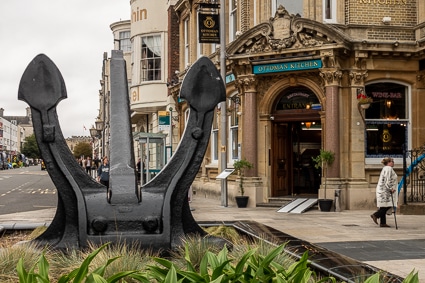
[
  {"left": 89, "top": 126, "right": 99, "bottom": 139},
  {"left": 95, "top": 118, "right": 104, "bottom": 132},
  {"left": 382, "top": 16, "right": 391, "bottom": 24},
  {"left": 301, "top": 122, "right": 315, "bottom": 129},
  {"left": 393, "top": 41, "right": 399, "bottom": 47},
  {"left": 386, "top": 100, "right": 392, "bottom": 108}
]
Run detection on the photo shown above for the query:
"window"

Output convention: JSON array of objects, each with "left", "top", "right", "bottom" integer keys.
[
  {"left": 140, "top": 35, "right": 161, "bottom": 81},
  {"left": 184, "top": 18, "right": 189, "bottom": 67},
  {"left": 228, "top": 96, "right": 240, "bottom": 161},
  {"left": 229, "top": 0, "right": 238, "bottom": 41},
  {"left": 365, "top": 82, "right": 409, "bottom": 158},
  {"left": 196, "top": 11, "right": 203, "bottom": 58},
  {"left": 211, "top": 109, "right": 219, "bottom": 162},
  {"left": 119, "top": 31, "right": 131, "bottom": 52},
  {"left": 273, "top": 1, "right": 303, "bottom": 17},
  {"left": 323, "top": 0, "right": 336, "bottom": 23}
]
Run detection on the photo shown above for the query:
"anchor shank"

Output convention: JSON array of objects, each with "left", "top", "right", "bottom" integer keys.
[{"left": 109, "top": 50, "right": 138, "bottom": 204}]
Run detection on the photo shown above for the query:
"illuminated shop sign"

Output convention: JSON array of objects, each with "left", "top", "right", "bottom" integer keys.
[{"left": 253, "top": 59, "right": 322, "bottom": 74}]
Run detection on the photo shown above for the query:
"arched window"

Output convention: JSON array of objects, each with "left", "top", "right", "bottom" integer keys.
[{"left": 274, "top": 87, "right": 320, "bottom": 111}]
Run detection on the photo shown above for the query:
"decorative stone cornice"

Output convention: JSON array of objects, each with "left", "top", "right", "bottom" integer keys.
[
  {"left": 320, "top": 69, "right": 343, "bottom": 86},
  {"left": 349, "top": 70, "right": 368, "bottom": 86},
  {"left": 230, "top": 59, "right": 252, "bottom": 76},
  {"left": 235, "top": 75, "right": 257, "bottom": 93},
  {"left": 320, "top": 49, "right": 339, "bottom": 68}
]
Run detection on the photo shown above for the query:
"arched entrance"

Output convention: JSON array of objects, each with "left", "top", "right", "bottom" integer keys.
[{"left": 270, "top": 86, "right": 322, "bottom": 197}]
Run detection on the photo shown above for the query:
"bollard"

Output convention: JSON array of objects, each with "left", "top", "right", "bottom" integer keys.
[{"left": 334, "top": 189, "right": 341, "bottom": 212}]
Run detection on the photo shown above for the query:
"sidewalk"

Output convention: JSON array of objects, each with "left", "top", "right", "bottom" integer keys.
[
  {"left": 1, "top": 196, "right": 425, "bottom": 281},
  {"left": 190, "top": 196, "right": 425, "bottom": 281}
]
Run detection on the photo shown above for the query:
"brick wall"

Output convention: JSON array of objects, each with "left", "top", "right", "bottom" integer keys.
[
  {"left": 167, "top": 6, "right": 180, "bottom": 94},
  {"left": 367, "top": 28, "right": 415, "bottom": 40},
  {"left": 348, "top": 0, "right": 417, "bottom": 27}
]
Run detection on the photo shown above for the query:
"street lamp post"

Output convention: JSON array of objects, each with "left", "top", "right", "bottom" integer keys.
[
  {"left": 90, "top": 118, "right": 104, "bottom": 160},
  {"left": 219, "top": 0, "right": 228, "bottom": 207}
]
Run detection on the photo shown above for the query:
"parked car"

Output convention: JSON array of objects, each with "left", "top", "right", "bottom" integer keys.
[{"left": 0, "top": 153, "right": 7, "bottom": 170}]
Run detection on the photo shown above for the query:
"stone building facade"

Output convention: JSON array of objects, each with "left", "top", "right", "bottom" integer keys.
[{"left": 170, "top": 0, "right": 425, "bottom": 210}]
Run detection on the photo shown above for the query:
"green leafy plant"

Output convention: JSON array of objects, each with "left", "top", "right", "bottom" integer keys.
[
  {"left": 12, "top": 234, "right": 419, "bottom": 283},
  {"left": 233, "top": 159, "right": 254, "bottom": 196},
  {"left": 312, "top": 149, "right": 335, "bottom": 199},
  {"left": 148, "top": 243, "right": 336, "bottom": 283},
  {"left": 16, "top": 243, "right": 148, "bottom": 283},
  {"left": 364, "top": 270, "right": 419, "bottom": 283}
]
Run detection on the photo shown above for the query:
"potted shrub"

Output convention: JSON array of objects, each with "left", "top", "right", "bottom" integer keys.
[
  {"left": 233, "top": 159, "right": 254, "bottom": 208},
  {"left": 312, "top": 149, "right": 335, "bottom": 212}
]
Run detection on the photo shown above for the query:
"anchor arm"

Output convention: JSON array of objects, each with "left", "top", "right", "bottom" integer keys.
[
  {"left": 18, "top": 54, "right": 104, "bottom": 248},
  {"left": 142, "top": 57, "right": 226, "bottom": 246}
]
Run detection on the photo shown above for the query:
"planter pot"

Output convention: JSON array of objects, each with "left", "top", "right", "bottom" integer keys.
[
  {"left": 235, "top": 196, "right": 249, "bottom": 208},
  {"left": 318, "top": 199, "right": 333, "bottom": 212},
  {"left": 360, "top": 103, "right": 370, "bottom": 109}
]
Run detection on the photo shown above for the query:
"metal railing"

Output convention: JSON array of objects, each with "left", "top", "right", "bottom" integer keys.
[{"left": 401, "top": 145, "right": 425, "bottom": 204}]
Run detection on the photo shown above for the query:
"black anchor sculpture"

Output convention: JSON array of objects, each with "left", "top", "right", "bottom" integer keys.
[{"left": 18, "top": 50, "right": 226, "bottom": 250}]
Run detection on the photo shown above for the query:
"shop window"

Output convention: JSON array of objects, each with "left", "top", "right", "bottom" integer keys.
[
  {"left": 140, "top": 35, "right": 161, "bottom": 81},
  {"left": 365, "top": 82, "right": 409, "bottom": 158}
]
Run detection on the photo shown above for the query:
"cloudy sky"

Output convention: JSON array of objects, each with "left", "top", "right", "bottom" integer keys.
[{"left": 0, "top": 1, "right": 130, "bottom": 138}]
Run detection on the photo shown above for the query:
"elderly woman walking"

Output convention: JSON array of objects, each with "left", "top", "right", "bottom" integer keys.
[{"left": 371, "top": 157, "right": 398, "bottom": 228}]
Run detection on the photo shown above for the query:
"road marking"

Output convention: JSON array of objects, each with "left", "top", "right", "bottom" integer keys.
[
  {"left": 0, "top": 176, "right": 12, "bottom": 181},
  {"left": 33, "top": 205, "right": 56, "bottom": 208}
]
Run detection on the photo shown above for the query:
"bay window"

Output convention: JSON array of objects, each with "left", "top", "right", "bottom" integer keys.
[{"left": 140, "top": 35, "right": 161, "bottom": 81}]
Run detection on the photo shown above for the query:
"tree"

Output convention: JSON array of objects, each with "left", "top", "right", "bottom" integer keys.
[
  {"left": 312, "top": 149, "right": 335, "bottom": 199},
  {"left": 21, "top": 134, "right": 40, "bottom": 159},
  {"left": 73, "top": 142, "right": 92, "bottom": 159}
]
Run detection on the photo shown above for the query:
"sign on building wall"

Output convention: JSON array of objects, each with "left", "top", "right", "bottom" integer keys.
[
  {"left": 158, "top": 111, "right": 170, "bottom": 132},
  {"left": 198, "top": 13, "right": 220, "bottom": 43},
  {"left": 253, "top": 59, "right": 322, "bottom": 74}
]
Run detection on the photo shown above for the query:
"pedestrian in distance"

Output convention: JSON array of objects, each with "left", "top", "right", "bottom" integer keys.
[
  {"left": 85, "top": 156, "right": 92, "bottom": 174},
  {"left": 97, "top": 156, "right": 110, "bottom": 190},
  {"left": 371, "top": 157, "right": 398, "bottom": 228},
  {"left": 136, "top": 157, "right": 141, "bottom": 184}
]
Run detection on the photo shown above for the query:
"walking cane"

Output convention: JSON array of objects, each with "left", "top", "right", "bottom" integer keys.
[{"left": 391, "top": 191, "right": 398, "bottom": 230}]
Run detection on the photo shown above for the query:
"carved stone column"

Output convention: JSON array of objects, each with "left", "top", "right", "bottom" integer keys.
[
  {"left": 319, "top": 68, "right": 342, "bottom": 178},
  {"left": 349, "top": 64, "right": 369, "bottom": 181},
  {"left": 236, "top": 74, "right": 257, "bottom": 177}
]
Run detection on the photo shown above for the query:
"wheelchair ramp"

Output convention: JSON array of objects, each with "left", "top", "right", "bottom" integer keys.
[{"left": 277, "top": 198, "right": 318, "bottom": 214}]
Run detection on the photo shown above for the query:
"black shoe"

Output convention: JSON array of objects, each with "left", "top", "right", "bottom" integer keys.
[
  {"left": 370, "top": 214, "right": 378, "bottom": 225},
  {"left": 380, "top": 224, "right": 391, "bottom": 228}
]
